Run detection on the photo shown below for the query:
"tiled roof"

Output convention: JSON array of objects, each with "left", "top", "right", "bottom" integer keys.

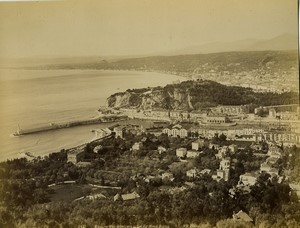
[
  {"left": 233, "top": 210, "right": 253, "bottom": 222},
  {"left": 121, "top": 191, "right": 140, "bottom": 201}
]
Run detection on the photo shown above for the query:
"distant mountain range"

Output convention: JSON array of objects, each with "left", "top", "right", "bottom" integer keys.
[
  {"left": 1, "top": 33, "right": 297, "bottom": 69},
  {"left": 161, "top": 33, "right": 298, "bottom": 56}
]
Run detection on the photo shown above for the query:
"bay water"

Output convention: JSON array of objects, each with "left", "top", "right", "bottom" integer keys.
[{"left": 0, "top": 69, "right": 183, "bottom": 161}]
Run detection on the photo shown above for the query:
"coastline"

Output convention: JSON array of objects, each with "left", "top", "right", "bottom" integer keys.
[
  {"left": 0, "top": 68, "right": 189, "bottom": 82},
  {"left": 3, "top": 118, "right": 158, "bottom": 163},
  {"left": 1, "top": 69, "right": 184, "bottom": 162},
  {"left": 3, "top": 69, "right": 298, "bottom": 162}
]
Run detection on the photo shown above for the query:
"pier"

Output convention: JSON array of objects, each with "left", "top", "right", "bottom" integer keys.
[{"left": 13, "top": 115, "right": 128, "bottom": 136}]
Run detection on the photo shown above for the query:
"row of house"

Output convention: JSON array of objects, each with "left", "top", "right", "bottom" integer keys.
[
  {"left": 186, "top": 168, "right": 211, "bottom": 178},
  {"left": 116, "top": 104, "right": 252, "bottom": 121},
  {"left": 175, "top": 148, "right": 202, "bottom": 158},
  {"left": 115, "top": 112, "right": 300, "bottom": 147},
  {"left": 164, "top": 123, "right": 300, "bottom": 146},
  {"left": 190, "top": 127, "right": 265, "bottom": 140},
  {"left": 210, "top": 105, "right": 250, "bottom": 115},
  {"left": 256, "top": 131, "right": 300, "bottom": 145},
  {"left": 256, "top": 106, "right": 299, "bottom": 120}
]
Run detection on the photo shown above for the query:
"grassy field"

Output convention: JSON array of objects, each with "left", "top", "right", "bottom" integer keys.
[{"left": 50, "top": 184, "right": 90, "bottom": 202}]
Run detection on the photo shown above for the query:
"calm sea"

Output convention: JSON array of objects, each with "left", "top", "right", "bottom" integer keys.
[{"left": 0, "top": 69, "right": 183, "bottom": 161}]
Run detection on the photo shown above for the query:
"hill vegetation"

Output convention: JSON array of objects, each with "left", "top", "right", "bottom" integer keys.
[
  {"left": 106, "top": 80, "right": 299, "bottom": 110},
  {"left": 1, "top": 135, "right": 300, "bottom": 227}
]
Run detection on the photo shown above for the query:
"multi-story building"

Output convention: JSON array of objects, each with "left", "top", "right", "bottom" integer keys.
[
  {"left": 189, "top": 110, "right": 205, "bottom": 121},
  {"left": 113, "top": 126, "right": 124, "bottom": 139},
  {"left": 278, "top": 111, "right": 298, "bottom": 120},
  {"left": 205, "top": 113, "right": 230, "bottom": 124},
  {"left": 216, "top": 157, "right": 231, "bottom": 181},
  {"left": 255, "top": 131, "right": 300, "bottom": 145},
  {"left": 228, "top": 144, "right": 238, "bottom": 153},
  {"left": 192, "top": 139, "right": 206, "bottom": 150},
  {"left": 163, "top": 124, "right": 188, "bottom": 138},
  {"left": 216, "top": 169, "right": 230, "bottom": 181},
  {"left": 67, "top": 149, "right": 85, "bottom": 164},
  {"left": 187, "top": 150, "right": 200, "bottom": 158},
  {"left": 186, "top": 168, "right": 199, "bottom": 178},
  {"left": 269, "top": 108, "right": 277, "bottom": 118},
  {"left": 169, "top": 110, "right": 189, "bottom": 120},
  {"left": 211, "top": 105, "right": 249, "bottom": 115},
  {"left": 151, "top": 108, "right": 170, "bottom": 119}
]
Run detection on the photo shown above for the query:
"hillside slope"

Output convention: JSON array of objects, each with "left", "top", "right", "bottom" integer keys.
[
  {"left": 35, "top": 50, "right": 297, "bottom": 74},
  {"left": 106, "top": 80, "right": 298, "bottom": 111}
]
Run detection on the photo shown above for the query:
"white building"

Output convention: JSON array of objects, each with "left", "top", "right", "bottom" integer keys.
[
  {"left": 267, "top": 144, "right": 282, "bottom": 158},
  {"left": 216, "top": 169, "right": 230, "bottom": 181},
  {"left": 215, "top": 146, "right": 229, "bottom": 159},
  {"left": 216, "top": 157, "right": 231, "bottom": 181},
  {"left": 176, "top": 148, "right": 187, "bottom": 158},
  {"left": 113, "top": 126, "right": 124, "bottom": 139},
  {"left": 187, "top": 150, "right": 200, "bottom": 158},
  {"left": 220, "top": 157, "right": 231, "bottom": 170},
  {"left": 211, "top": 105, "right": 249, "bottom": 115},
  {"left": 200, "top": 169, "right": 211, "bottom": 175},
  {"left": 228, "top": 144, "right": 238, "bottom": 153},
  {"left": 186, "top": 168, "right": 199, "bottom": 178},
  {"left": 269, "top": 108, "right": 276, "bottom": 119},
  {"left": 192, "top": 139, "right": 206, "bottom": 150},
  {"left": 161, "top": 172, "right": 174, "bottom": 181},
  {"left": 239, "top": 173, "right": 258, "bottom": 186},
  {"left": 93, "top": 128, "right": 112, "bottom": 139},
  {"left": 93, "top": 145, "right": 103, "bottom": 153},
  {"left": 260, "top": 162, "right": 279, "bottom": 176},
  {"left": 205, "top": 113, "right": 230, "bottom": 124},
  {"left": 163, "top": 124, "right": 188, "bottom": 138},
  {"left": 132, "top": 142, "right": 143, "bottom": 151},
  {"left": 158, "top": 146, "right": 167, "bottom": 154},
  {"left": 169, "top": 110, "right": 189, "bottom": 120},
  {"left": 151, "top": 108, "right": 170, "bottom": 118}
]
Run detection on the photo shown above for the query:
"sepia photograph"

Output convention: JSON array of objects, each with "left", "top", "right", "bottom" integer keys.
[{"left": 0, "top": 0, "right": 299, "bottom": 227}]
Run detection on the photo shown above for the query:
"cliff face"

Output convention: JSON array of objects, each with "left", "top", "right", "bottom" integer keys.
[
  {"left": 106, "top": 88, "right": 191, "bottom": 110},
  {"left": 105, "top": 80, "right": 217, "bottom": 110},
  {"left": 105, "top": 80, "right": 299, "bottom": 110}
]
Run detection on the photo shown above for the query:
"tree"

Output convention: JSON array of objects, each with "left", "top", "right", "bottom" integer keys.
[{"left": 219, "top": 133, "right": 227, "bottom": 142}]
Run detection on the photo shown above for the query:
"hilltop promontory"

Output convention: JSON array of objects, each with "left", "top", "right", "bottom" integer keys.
[{"left": 106, "top": 80, "right": 298, "bottom": 111}]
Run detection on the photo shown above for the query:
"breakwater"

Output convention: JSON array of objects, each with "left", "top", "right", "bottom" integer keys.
[{"left": 13, "top": 115, "right": 128, "bottom": 136}]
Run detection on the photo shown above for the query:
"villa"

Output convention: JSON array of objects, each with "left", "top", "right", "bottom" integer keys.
[{"left": 239, "top": 172, "right": 259, "bottom": 186}]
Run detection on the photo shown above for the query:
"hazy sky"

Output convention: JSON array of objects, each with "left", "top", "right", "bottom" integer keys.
[{"left": 0, "top": 0, "right": 298, "bottom": 58}]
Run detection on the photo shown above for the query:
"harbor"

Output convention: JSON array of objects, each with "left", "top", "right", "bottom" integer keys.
[{"left": 13, "top": 115, "right": 129, "bottom": 136}]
